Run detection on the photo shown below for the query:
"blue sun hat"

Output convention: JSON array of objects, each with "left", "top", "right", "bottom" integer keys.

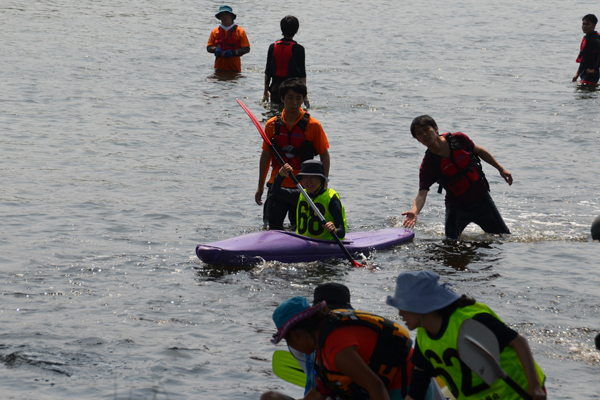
[
  {"left": 271, "top": 296, "right": 326, "bottom": 344},
  {"left": 215, "top": 5, "right": 236, "bottom": 20},
  {"left": 386, "top": 270, "right": 460, "bottom": 314}
]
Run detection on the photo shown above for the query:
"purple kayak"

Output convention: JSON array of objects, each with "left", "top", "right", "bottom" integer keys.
[{"left": 196, "top": 228, "right": 414, "bottom": 266}]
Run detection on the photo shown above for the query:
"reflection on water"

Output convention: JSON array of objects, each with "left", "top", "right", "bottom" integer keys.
[
  {"left": 575, "top": 83, "right": 598, "bottom": 91},
  {"left": 194, "top": 258, "right": 350, "bottom": 283},
  {"left": 209, "top": 70, "right": 242, "bottom": 81},
  {"left": 259, "top": 102, "right": 309, "bottom": 122},
  {"left": 261, "top": 102, "right": 284, "bottom": 121},
  {"left": 410, "top": 239, "right": 503, "bottom": 273},
  {"left": 575, "top": 83, "right": 599, "bottom": 100}
]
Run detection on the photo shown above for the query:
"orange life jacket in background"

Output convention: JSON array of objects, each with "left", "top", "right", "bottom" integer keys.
[{"left": 214, "top": 25, "right": 241, "bottom": 51}]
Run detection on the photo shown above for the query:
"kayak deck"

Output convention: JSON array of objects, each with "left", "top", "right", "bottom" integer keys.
[{"left": 196, "top": 228, "right": 414, "bottom": 266}]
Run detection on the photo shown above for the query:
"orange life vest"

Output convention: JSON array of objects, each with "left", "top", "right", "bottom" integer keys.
[
  {"left": 316, "top": 310, "right": 411, "bottom": 400},
  {"left": 271, "top": 112, "right": 316, "bottom": 169},
  {"left": 214, "top": 25, "right": 241, "bottom": 51}
]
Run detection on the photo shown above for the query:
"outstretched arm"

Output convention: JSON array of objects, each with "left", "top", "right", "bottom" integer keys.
[
  {"left": 473, "top": 144, "right": 513, "bottom": 186},
  {"left": 402, "top": 190, "right": 428, "bottom": 228},
  {"left": 508, "top": 334, "right": 546, "bottom": 400}
]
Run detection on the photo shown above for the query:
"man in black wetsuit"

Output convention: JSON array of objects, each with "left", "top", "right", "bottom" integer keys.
[
  {"left": 573, "top": 14, "right": 600, "bottom": 85},
  {"left": 263, "top": 16, "right": 309, "bottom": 108}
]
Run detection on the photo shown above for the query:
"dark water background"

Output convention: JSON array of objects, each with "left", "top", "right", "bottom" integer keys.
[{"left": 1, "top": 0, "right": 599, "bottom": 399}]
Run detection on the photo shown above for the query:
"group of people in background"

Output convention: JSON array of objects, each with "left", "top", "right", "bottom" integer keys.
[
  {"left": 205, "top": 5, "right": 599, "bottom": 400},
  {"left": 206, "top": 7, "right": 600, "bottom": 86},
  {"left": 261, "top": 273, "right": 546, "bottom": 400},
  {"left": 207, "top": 6, "right": 600, "bottom": 242}
]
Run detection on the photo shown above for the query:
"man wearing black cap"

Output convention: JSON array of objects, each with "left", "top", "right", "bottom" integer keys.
[
  {"left": 313, "top": 282, "right": 353, "bottom": 311},
  {"left": 206, "top": 5, "right": 250, "bottom": 72},
  {"left": 261, "top": 283, "right": 353, "bottom": 400}
]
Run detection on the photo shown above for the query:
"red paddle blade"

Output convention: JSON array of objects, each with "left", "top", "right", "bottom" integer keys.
[
  {"left": 236, "top": 99, "right": 272, "bottom": 146},
  {"left": 352, "top": 260, "right": 366, "bottom": 268}
]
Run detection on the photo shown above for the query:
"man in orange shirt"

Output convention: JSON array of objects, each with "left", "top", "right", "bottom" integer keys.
[
  {"left": 206, "top": 5, "right": 250, "bottom": 72},
  {"left": 256, "top": 78, "right": 330, "bottom": 230}
]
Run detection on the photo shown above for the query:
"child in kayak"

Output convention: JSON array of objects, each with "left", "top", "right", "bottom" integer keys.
[
  {"left": 272, "top": 160, "right": 347, "bottom": 240},
  {"left": 386, "top": 270, "right": 546, "bottom": 400}
]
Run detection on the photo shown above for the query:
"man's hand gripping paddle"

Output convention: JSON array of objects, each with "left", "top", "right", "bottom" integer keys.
[
  {"left": 237, "top": 99, "right": 366, "bottom": 268},
  {"left": 457, "top": 319, "right": 533, "bottom": 400}
]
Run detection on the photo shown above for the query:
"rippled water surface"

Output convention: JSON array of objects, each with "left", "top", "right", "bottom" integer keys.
[{"left": 1, "top": 0, "right": 599, "bottom": 399}]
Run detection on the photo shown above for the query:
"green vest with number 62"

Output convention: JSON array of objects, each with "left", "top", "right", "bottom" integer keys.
[
  {"left": 416, "top": 303, "right": 545, "bottom": 400},
  {"left": 296, "top": 189, "right": 347, "bottom": 240}
]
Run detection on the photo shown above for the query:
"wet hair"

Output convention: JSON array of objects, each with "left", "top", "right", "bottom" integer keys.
[
  {"left": 410, "top": 115, "right": 438, "bottom": 138},
  {"left": 436, "top": 294, "right": 476, "bottom": 319},
  {"left": 583, "top": 14, "right": 598, "bottom": 26},
  {"left": 279, "top": 77, "right": 307, "bottom": 101},
  {"left": 281, "top": 15, "right": 299, "bottom": 37}
]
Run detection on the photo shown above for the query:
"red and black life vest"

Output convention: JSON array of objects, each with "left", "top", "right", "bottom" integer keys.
[
  {"left": 214, "top": 25, "right": 241, "bottom": 51},
  {"left": 273, "top": 40, "right": 295, "bottom": 78},
  {"left": 576, "top": 32, "right": 600, "bottom": 62},
  {"left": 436, "top": 133, "right": 488, "bottom": 197},
  {"left": 316, "top": 310, "right": 411, "bottom": 400},
  {"left": 271, "top": 112, "right": 316, "bottom": 169}
]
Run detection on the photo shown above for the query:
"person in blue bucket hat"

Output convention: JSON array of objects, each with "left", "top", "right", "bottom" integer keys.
[
  {"left": 386, "top": 271, "right": 547, "bottom": 400},
  {"left": 214, "top": 5, "right": 235, "bottom": 19},
  {"left": 206, "top": 5, "right": 250, "bottom": 72},
  {"left": 264, "top": 295, "right": 422, "bottom": 400},
  {"left": 262, "top": 285, "right": 355, "bottom": 400}
]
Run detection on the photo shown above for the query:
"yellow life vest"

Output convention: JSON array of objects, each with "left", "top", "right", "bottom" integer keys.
[
  {"left": 416, "top": 303, "right": 545, "bottom": 400},
  {"left": 296, "top": 188, "right": 347, "bottom": 239}
]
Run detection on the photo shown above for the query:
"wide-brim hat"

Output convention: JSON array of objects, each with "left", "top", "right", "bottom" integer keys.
[
  {"left": 271, "top": 296, "right": 326, "bottom": 344},
  {"left": 386, "top": 270, "right": 460, "bottom": 314},
  {"left": 297, "top": 160, "right": 328, "bottom": 182},
  {"left": 215, "top": 5, "right": 236, "bottom": 20},
  {"left": 313, "top": 283, "right": 353, "bottom": 310}
]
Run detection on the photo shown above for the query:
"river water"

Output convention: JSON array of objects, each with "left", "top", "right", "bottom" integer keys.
[{"left": 1, "top": 0, "right": 599, "bottom": 399}]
